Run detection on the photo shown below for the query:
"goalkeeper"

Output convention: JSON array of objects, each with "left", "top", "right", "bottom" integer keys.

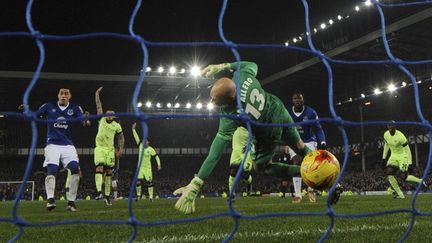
[
  {"left": 228, "top": 126, "right": 254, "bottom": 199},
  {"left": 383, "top": 122, "right": 428, "bottom": 199},
  {"left": 174, "top": 61, "right": 311, "bottom": 214},
  {"left": 132, "top": 123, "right": 161, "bottom": 202}
]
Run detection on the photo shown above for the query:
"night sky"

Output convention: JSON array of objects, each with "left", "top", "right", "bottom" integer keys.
[{"left": 0, "top": 0, "right": 357, "bottom": 75}]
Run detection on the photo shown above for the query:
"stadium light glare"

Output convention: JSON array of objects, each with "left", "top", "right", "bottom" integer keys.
[
  {"left": 293, "top": 38, "right": 297, "bottom": 43},
  {"left": 167, "top": 103, "right": 172, "bottom": 108},
  {"left": 355, "top": 6, "right": 360, "bottom": 11},
  {"left": 298, "top": 36, "right": 302, "bottom": 41},
  {"left": 158, "top": 66, "right": 164, "bottom": 73},
  {"left": 313, "top": 28, "right": 317, "bottom": 33},
  {"left": 402, "top": 81, "right": 407, "bottom": 87},
  {"left": 146, "top": 67, "right": 152, "bottom": 72},
  {"left": 207, "top": 103, "right": 214, "bottom": 110},
  {"left": 196, "top": 102, "right": 203, "bottom": 109},
  {"left": 174, "top": 103, "right": 180, "bottom": 108},
  {"left": 361, "top": 93, "right": 366, "bottom": 98},
  {"left": 320, "top": 23, "right": 326, "bottom": 29},
  {"left": 417, "top": 80, "right": 422, "bottom": 84},
  {"left": 137, "top": 102, "right": 143, "bottom": 108},
  {"left": 365, "top": 0, "right": 372, "bottom": 6},
  {"left": 186, "top": 102, "right": 192, "bottom": 108},
  {"left": 306, "top": 32, "right": 309, "bottom": 36},
  {"left": 191, "top": 66, "right": 200, "bottom": 77},
  {"left": 156, "top": 103, "right": 161, "bottom": 108},
  {"left": 337, "top": 15, "right": 342, "bottom": 20},
  {"left": 387, "top": 84, "right": 396, "bottom": 92},
  {"left": 145, "top": 101, "right": 152, "bottom": 108},
  {"left": 374, "top": 88, "right": 382, "bottom": 95},
  {"left": 329, "top": 19, "right": 334, "bottom": 25},
  {"left": 180, "top": 68, "right": 186, "bottom": 74},
  {"left": 365, "top": 101, "right": 371, "bottom": 106},
  {"left": 284, "top": 42, "right": 289, "bottom": 46},
  {"left": 169, "top": 66, "right": 176, "bottom": 74}
]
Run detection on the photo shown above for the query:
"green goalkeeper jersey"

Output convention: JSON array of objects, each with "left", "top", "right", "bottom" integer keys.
[
  {"left": 197, "top": 61, "right": 288, "bottom": 180},
  {"left": 95, "top": 117, "right": 122, "bottom": 148}
]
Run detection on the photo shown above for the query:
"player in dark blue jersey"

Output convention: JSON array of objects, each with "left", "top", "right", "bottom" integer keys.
[
  {"left": 23, "top": 88, "right": 90, "bottom": 211},
  {"left": 288, "top": 92, "right": 326, "bottom": 203}
]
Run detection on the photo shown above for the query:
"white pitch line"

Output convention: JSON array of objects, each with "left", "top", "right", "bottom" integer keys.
[{"left": 137, "top": 222, "right": 413, "bottom": 243}]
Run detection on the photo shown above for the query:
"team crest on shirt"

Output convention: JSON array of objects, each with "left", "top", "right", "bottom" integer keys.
[
  {"left": 52, "top": 109, "right": 56, "bottom": 112},
  {"left": 67, "top": 109, "right": 74, "bottom": 116}
]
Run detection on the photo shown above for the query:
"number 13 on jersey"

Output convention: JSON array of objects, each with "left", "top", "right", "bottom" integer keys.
[{"left": 245, "top": 88, "right": 265, "bottom": 119}]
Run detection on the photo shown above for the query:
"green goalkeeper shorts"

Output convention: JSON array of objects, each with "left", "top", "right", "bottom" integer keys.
[
  {"left": 94, "top": 146, "right": 115, "bottom": 167},
  {"left": 230, "top": 126, "right": 253, "bottom": 172}
]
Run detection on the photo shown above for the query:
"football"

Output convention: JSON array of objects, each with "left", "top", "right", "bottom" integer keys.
[{"left": 301, "top": 150, "right": 340, "bottom": 190}]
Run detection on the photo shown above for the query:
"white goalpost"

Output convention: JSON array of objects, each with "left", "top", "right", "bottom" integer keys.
[{"left": 0, "top": 181, "right": 35, "bottom": 201}]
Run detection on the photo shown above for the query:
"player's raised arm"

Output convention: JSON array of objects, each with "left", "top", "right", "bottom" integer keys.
[
  {"left": 95, "top": 87, "right": 103, "bottom": 115},
  {"left": 131, "top": 122, "right": 141, "bottom": 146},
  {"left": 201, "top": 61, "right": 258, "bottom": 78}
]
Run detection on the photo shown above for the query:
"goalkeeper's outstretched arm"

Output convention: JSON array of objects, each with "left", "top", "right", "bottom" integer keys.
[{"left": 174, "top": 117, "right": 236, "bottom": 214}]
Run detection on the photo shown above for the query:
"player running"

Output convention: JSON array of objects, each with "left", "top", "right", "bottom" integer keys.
[
  {"left": 383, "top": 122, "right": 428, "bottom": 199},
  {"left": 94, "top": 87, "right": 124, "bottom": 206},
  {"left": 132, "top": 123, "right": 161, "bottom": 202},
  {"left": 174, "top": 61, "right": 311, "bottom": 214},
  {"left": 287, "top": 92, "right": 326, "bottom": 203},
  {"left": 21, "top": 87, "right": 90, "bottom": 211}
]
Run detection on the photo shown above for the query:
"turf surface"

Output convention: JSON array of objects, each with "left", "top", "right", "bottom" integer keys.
[{"left": 1, "top": 195, "right": 431, "bottom": 242}]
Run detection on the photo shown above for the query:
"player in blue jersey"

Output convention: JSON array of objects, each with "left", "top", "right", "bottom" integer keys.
[
  {"left": 23, "top": 87, "right": 90, "bottom": 211},
  {"left": 287, "top": 92, "right": 326, "bottom": 203}
]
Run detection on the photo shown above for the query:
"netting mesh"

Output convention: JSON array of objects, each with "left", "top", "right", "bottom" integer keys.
[{"left": 1, "top": 0, "right": 432, "bottom": 242}]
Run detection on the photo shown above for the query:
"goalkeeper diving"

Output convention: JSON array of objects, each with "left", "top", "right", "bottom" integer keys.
[{"left": 174, "top": 61, "right": 312, "bottom": 214}]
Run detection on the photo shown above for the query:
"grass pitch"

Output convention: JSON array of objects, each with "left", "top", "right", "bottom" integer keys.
[{"left": 1, "top": 195, "right": 432, "bottom": 242}]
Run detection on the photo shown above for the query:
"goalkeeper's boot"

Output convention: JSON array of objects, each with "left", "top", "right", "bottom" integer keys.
[
  {"left": 46, "top": 198, "right": 56, "bottom": 211},
  {"left": 307, "top": 187, "right": 317, "bottom": 203},
  {"left": 330, "top": 184, "right": 344, "bottom": 205},
  {"left": 66, "top": 201, "right": 78, "bottom": 212},
  {"left": 292, "top": 196, "right": 302, "bottom": 204},
  {"left": 95, "top": 193, "right": 104, "bottom": 200},
  {"left": 104, "top": 196, "right": 112, "bottom": 206}
]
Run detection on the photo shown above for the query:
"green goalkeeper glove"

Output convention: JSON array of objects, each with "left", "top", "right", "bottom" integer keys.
[
  {"left": 174, "top": 177, "right": 204, "bottom": 214},
  {"left": 201, "top": 63, "right": 230, "bottom": 78}
]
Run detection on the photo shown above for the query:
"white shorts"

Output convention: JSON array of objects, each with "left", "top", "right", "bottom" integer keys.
[
  {"left": 288, "top": 141, "right": 317, "bottom": 159},
  {"left": 43, "top": 144, "right": 79, "bottom": 168}
]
